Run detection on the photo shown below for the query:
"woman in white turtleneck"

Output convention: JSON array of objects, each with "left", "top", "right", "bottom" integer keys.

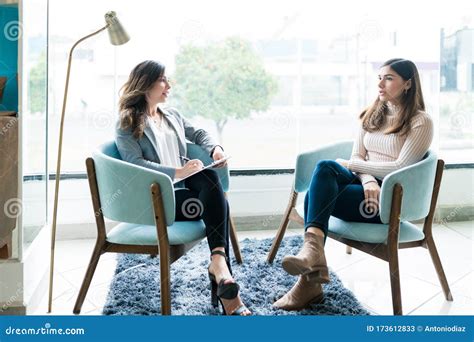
[{"left": 273, "top": 58, "right": 433, "bottom": 311}]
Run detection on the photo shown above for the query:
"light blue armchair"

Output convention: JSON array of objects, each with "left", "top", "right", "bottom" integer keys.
[
  {"left": 73, "top": 141, "right": 241, "bottom": 315},
  {"left": 266, "top": 141, "right": 452, "bottom": 315}
]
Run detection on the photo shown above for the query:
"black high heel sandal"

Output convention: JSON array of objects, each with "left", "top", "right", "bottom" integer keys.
[{"left": 208, "top": 250, "right": 250, "bottom": 315}]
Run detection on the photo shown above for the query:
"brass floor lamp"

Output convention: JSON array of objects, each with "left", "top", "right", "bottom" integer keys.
[{"left": 47, "top": 11, "right": 130, "bottom": 313}]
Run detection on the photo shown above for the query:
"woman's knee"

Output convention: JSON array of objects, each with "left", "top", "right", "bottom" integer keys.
[
  {"left": 316, "top": 159, "right": 339, "bottom": 170},
  {"left": 197, "top": 169, "right": 222, "bottom": 189},
  {"left": 313, "top": 159, "right": 339, "bottom": 177}
]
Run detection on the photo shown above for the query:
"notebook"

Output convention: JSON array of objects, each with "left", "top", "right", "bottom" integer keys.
[{"left": 173, "top": 156, "right": 231, "bottom": 184}]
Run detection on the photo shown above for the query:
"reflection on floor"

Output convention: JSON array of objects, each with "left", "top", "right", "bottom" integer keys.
[{"left": 34, "top": 221, "right": 473, "bottom": 315}]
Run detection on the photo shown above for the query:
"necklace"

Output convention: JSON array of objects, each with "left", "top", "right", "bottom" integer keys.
[{"left": 150, "top": 112, "right": 163, "bottom": 128}]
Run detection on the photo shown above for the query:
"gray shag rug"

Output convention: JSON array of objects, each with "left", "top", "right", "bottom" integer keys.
[{"left": 102, "top": 236, "right": 370, "bottom": 315}]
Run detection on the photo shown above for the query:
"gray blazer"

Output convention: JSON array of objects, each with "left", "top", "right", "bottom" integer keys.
[{"left": 115, "top": 107, "right": 218, "bottom": 180}]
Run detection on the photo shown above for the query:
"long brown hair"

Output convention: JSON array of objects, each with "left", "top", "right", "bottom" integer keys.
[
  {"left": 360, "top": 58, "right": 425, "bottom": 136},
  {"left": 119, "top": 60, "right": 165, "bottom": 139}
]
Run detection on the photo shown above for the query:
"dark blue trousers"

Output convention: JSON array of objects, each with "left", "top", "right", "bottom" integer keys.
[
  {"left": 174, "top": 169, "right": 230, "bottom": 257},
  {"left": 304, "top": 160, "right": 382, "bottom": 238}
]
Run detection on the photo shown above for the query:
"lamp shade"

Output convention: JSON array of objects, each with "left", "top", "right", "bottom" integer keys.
[{"left": 104, "top": 11, "right": 130, "bottom": 46}]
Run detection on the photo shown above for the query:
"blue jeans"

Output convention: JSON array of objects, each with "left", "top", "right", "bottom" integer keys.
[{"left": 304, "top": 160, "right": 382, "bottom": 239}]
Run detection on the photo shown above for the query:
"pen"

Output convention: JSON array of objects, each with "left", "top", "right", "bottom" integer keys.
[{"left": 179, "top": 155, "right": 190, "bottom": 162}]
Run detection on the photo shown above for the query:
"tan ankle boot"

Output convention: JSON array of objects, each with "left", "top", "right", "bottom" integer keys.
[
  {"left": 272, "top": 276, "right": 324, "bottom": 311},
  {"left": 282, "top": 232, "right": 329, "bottom": 283}
]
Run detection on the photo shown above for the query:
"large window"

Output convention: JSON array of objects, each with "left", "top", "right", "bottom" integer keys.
[
  {"left": 440, "top": 25, "right": 474, "bottom": 163},
  {"left": 22, "top": 0, "right": 48, "bottom": 249},
  {"left": 46, "top": 0, "right": 473, "bottom": 174}
]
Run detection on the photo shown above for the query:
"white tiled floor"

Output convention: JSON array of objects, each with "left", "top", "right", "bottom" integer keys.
[{"left": 34, "top": 221, "right": 473, "bottom": 316}]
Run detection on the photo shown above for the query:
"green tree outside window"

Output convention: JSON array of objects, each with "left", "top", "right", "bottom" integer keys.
[{"left": 170, "top": 37, "right": 278, "bottom": 143}]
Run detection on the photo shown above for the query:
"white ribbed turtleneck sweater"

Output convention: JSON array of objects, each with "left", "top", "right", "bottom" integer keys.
[{"left": 348, "top": 103, "right": 433, "bottom": 185}]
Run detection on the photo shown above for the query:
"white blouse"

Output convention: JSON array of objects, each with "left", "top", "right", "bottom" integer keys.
[{"left": 150, "top": 117, "right": 182, "bottom": 168}]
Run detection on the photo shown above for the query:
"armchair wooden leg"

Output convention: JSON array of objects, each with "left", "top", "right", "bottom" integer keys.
[
  {"left": 224, "top": 193, "right": 243, "bottom": 264},
  {"left": 386, "top": 183, "right": 403, "bottom": 315},
  {"left": 151, "top": 183, "right": 172, "bottom": 315},
  {"left": 160, "top": 246, "right": 171, "bottom": 315},
  {"left": 426, "top": 236, "right": 453, "bottom": 301},
  {"left": 267, "top": 190, "right": 298, "bottom": 263},
  {"left": 73, "top": 241, "right": 104, "bottom": 314},
  {"left": 229, "top": 215, "right": 243, "bottom": 264},
  {"left": 388, "top": 251, "right": 403, "bottom": 315}
]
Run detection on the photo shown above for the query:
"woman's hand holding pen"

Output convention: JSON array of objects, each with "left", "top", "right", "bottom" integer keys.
[
  {"left": 212, "top": 146, "right": 227, "bottom": 168},
  {"left": 176, "top": 157, "right": 204, "bottom": 179}
]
